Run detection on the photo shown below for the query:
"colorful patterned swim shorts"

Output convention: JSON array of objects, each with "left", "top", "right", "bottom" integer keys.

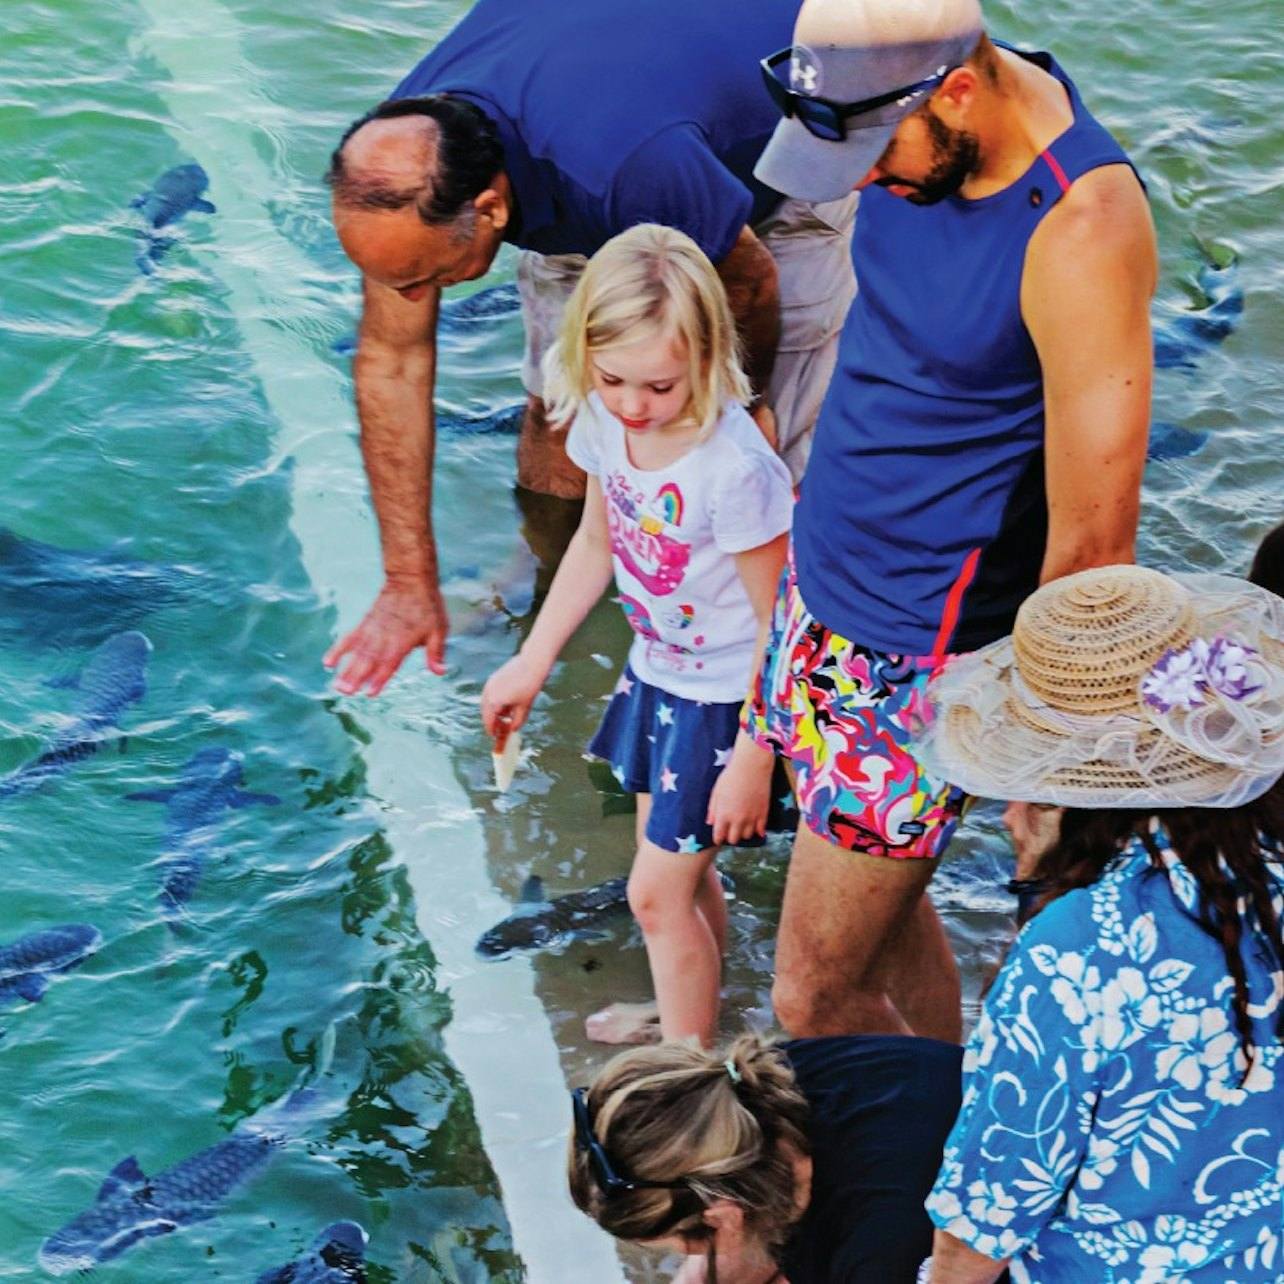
[{"left": 744, "top": 557, "right": 966, "bottom": 858}]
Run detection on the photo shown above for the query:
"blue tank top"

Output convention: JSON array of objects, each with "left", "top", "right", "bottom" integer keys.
[{"left": 792, "top": 48, "right": 1140, "bottom": 657}]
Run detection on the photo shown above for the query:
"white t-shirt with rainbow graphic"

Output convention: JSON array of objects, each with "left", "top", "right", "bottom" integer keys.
[{"left": 567, "top": 393, "right": 794, "bottom": 703}]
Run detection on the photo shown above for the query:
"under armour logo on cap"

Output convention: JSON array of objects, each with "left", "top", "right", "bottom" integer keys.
[{"left": 789, "top": 44, "right": 822, "bottom": 96}]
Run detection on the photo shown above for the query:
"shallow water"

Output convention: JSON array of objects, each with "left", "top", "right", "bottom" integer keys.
[{"left": 0, "top": 0, "right": 1280, "bottom": 1280}]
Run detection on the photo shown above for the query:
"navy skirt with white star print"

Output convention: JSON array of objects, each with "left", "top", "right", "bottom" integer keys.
[{"left": 588, "top": 664, "right": 797, "bottom": 853}]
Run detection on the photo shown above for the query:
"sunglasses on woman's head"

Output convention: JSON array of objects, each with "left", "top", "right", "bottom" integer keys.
[{"left": 571, "top": 1088, "right": 691, "bottom": 1197}]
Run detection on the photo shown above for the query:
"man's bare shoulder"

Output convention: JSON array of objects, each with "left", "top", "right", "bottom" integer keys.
[{"left": 1028, "top": 163, "right": 1155, "bottom": 269}]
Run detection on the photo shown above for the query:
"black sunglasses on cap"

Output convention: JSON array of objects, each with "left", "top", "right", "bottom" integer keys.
[
  {"left": 571, "top": 1088, "right": 690, "bottom": 1197},
  {"left": 760, "top": 48, "right": 951, "bottom": 142}
]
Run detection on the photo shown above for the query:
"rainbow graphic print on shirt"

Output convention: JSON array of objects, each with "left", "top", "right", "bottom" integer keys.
[
  {"left": 653, "top": 482, "right": 683, "bottom": 528},
  {"left": 604, "top": 472, "right": 691, "bottom": 597},
  {"left": 604, "top": 473, "right": 707, "bottom": 674}
]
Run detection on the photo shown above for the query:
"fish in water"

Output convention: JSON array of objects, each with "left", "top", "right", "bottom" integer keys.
[
  {"left": 1146, "top": 421, "right": 1209, "bottom": 463},
  {"left": 126, "top": 747, "right": 280, "bottom": 920},
  {"left": 39, "top": 1135, "right": 281, "bottom": 1274},
  {"left": 317, "top": 353, "right": 524, "bottom": 435},
  {"left": 332, "top": 281, "right": 521, "bottom": 354},
  {"left": 440, "top": 281, "right": 520, "bottom": 325},
  {"left": 40, "top": 1024, "right": 336, "bottom": 1275},
  {"left": 0, "top": 632, "right": 152, "bottom": 801},
  {"left": 476, "top": 875, "right": 631, "bottom": 959},
  {"left": 0, "top": 526, "right": 200, "bottom": 650},
  {"left": 1153, "top": 255, "right": 1243, "bottom": 371},
  {"left": 475, "top": 871, "right": 735, "bottom": 959},
  {"left": 0, "top": 924, "right": 101, "bottom": 1006},
  {"left": 256, "top": 1222, "right": 369, "bottom": 1284},
  {"left": 131, "top": 162, "right": 215, "bottom": 274},
  {"left": 436, "top": 403, "right": 524, "bottom": 435}
]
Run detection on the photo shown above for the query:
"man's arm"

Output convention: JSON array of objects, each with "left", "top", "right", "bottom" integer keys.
[
  {"left": 1023, "top": 164, "right": 1157, "bottom": 585},
  {"left": 323, "top": 277, "right": 444, "bottom": 695},
  {"left": 715, "top": 225, "right": 781, "bottom": 400}
]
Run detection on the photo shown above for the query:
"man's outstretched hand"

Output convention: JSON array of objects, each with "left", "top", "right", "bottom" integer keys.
[{"left": 324, "top": 575, "right": 449, "bottom": 696}]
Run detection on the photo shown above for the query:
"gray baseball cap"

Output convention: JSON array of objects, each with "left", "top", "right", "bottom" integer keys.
[{"left": 755, "top": 0, "right": 984, "bottom": 203}]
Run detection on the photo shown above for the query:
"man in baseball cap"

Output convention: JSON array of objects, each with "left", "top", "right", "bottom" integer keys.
[
  {"left": 742, "top": 0, "right": 1158, "bottom": 1044},
  {"left": 756, "top": 0, "right": 984, "bottom": 202}
]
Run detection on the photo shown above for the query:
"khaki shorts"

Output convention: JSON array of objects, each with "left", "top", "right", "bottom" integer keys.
[{"left": 515, "top": 193, "right": 858, "bottom": 484}]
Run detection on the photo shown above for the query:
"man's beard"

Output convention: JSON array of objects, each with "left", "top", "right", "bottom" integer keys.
[{"left": 879, "top": 110, "right": 980, "bottom": 206}]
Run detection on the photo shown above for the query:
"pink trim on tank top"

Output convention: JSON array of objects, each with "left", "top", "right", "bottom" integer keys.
[{"left": 1041, "top": 148, "right": 1071, "bottom": 194}]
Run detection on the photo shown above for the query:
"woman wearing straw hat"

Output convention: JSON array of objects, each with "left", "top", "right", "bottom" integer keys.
[{"left": 917, "top": 564, "right": 1284, "bottom": 1283}]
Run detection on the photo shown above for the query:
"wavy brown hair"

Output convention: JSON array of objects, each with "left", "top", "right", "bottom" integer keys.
[
  {"left": 568, "top": 1034, "right": 810, "bottom": 1277},
  {"left": 1033, "top": 776, "right": 1284, "bottom": 1072}
]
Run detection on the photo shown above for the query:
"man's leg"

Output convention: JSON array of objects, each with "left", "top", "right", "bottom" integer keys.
[
  {"left": 773, "top": 822, "right": 953, "bottom": 1037},
  {"left": 875, "top": 887, "right": 962, "bottom": 1042},
  {"left": 510, "top": 474, "right": 584, "bottom": 629},
  {"left": 469, "top": 251, "right": 587, "bottom": 637},
  {"left": 514, "top": 249, "right": 589, "bottom": 500},
  {"left": 742, "top": 554, "right": 966, "bottom": 1040},
  {"left": 514, "top": 392, "right": 587, "bottom": 500}
]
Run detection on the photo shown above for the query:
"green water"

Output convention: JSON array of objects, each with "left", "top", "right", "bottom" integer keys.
[{"left": 0, "top": 0, "right": 1280, "bottom": 1280}]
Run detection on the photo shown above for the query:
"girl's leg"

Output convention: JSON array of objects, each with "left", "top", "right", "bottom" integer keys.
[
  {"left": 585, "top": 793, "right": 725, "bottom": 1046},
  {"left": 586, "top": 795, "right": 664, "bottom": 1046},
  {"left": 694, "top": 861, "right": 728, "bottom": 958},
  {"left": 627, "top": 835, "right": 722, "bottom": 1048},
  {"left": 637, "top": 792, "right": 728, "bottom": 958}
]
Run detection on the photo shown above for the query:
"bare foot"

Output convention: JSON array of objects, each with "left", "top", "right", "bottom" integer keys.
[{"left": 585, "top": 1001, "right": 661, "bottom": 1045}]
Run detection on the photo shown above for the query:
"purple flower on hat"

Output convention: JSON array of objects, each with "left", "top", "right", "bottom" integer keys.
[
  {"left": 1141, "top": 645, "right": 1209, "bottom": 713},
  {"left": 1141, "top": 635, "right": 1262, "bottom": 713},
  {"left": 1204, "top": 636, "right": 1261, "bottom": 700}
]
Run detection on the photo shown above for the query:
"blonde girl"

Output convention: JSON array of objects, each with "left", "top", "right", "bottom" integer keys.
[{"left": 481, "top": 224, "right": 793, "bottom": 1048}]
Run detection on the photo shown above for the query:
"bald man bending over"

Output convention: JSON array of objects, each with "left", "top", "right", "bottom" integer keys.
[{"left": 324, "top": 0, "right": 857, "bottom": 694}]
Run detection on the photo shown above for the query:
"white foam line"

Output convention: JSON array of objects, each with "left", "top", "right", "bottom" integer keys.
[{"left": 134, "top": 6, "right": 626, "bottom": 1281}]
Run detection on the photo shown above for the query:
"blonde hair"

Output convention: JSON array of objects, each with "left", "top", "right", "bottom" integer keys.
[
  {"left": 542, "top": 224, "right": 751, "bottom": 441},
  {"left": 567, "top": 1034, "right": 810, "bottom": 1269}
]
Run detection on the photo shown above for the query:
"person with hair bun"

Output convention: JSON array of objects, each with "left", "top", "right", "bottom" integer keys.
[
  {"left": 917, "top": 564, "right": 1284, "bottom": 1283},
  {"left": 569, "top": 1031, "right": 963, "bottom": 1282}
]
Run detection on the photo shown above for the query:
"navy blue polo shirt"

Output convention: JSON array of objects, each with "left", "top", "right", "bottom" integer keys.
[{"left": 392, "top": 0, "right": 794, "bottom": 260}]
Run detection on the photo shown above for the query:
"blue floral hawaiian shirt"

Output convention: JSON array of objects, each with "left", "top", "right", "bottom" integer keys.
[{"left": 927, "top": 823, "right": 1284, "bottom": 1283}]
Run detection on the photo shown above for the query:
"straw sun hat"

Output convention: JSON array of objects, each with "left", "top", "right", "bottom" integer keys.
[{"left": 917, "top": 565, "right": 1284, "bottom": 808}]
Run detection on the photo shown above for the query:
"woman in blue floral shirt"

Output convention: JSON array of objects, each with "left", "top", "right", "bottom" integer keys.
[{"left": 917, "top": 564, "right": 1284, "bottom": 1284}]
